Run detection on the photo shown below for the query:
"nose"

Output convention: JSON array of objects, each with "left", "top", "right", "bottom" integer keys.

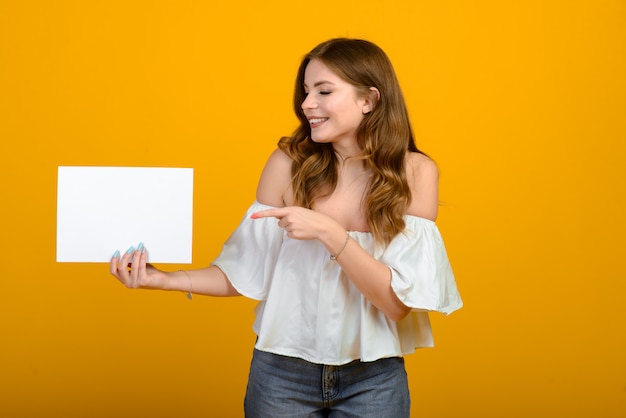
[{"left": 301, "top": 93, "right": 317, "bottom": 111}]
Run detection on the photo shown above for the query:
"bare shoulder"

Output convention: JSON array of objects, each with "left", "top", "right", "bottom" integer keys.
[
  {"left": 405, "top": 152, "right": 439, "bottom": 221},
  {"left": 406, "top": 152, "right": 439, "bottom": 185},
  {"left": 256, "top": 147, "right": 293, "bottom": 207}
]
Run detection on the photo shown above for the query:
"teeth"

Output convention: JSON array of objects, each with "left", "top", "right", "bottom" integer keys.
[{"left": 309, "top": 118, "right": 328, "bottom": 124}]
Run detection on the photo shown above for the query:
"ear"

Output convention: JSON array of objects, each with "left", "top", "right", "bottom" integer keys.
[{"left": 362, "top": 87, "right": 381, "bottom": 114}]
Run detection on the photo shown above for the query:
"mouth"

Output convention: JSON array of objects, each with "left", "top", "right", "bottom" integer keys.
[{"left": 308, "top": 117, "right": 329, "bottom": 128}]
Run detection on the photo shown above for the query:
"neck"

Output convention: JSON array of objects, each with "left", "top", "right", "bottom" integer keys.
[
  {"left": 333, "top": 149, "right": 367, "bottom": 179},
  {"left": 333, "top": 147, "right": 361, "bottom": 163},
  {"left": 335, "top": 151, "right": 351, "bottom": 162}
]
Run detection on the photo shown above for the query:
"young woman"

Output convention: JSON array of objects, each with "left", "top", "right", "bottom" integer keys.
[{"left": 110, "top": 38, "right": 462, "bottom": 417}]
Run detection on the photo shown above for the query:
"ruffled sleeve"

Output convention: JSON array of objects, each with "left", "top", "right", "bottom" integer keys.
[
  {"left": 211, "top": 201, "right": 284, "bottom": 300},
  {"left": 381, "top": 216, "right": 462, "bottom": 315}
]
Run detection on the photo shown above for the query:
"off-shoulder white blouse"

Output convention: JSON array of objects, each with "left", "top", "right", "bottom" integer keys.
[{"left": 212, "top": 201, "right": 462, "bottom": 366}]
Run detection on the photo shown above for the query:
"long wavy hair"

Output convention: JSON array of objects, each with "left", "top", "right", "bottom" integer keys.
[{"left": 278, "top": 38, "right": 424, "bottom": 246}]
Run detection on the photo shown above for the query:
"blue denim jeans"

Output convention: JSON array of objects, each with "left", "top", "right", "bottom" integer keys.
[{"left": 244, "top": 349, "right": 410, "bottom": 417}]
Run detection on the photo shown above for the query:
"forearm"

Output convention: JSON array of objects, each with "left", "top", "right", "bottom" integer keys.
[
  {"left": 163, "top": 266, "right": 241, "bottom": 297},
  {"left": 321, "top": 230, "right": 410, "bottom": 322}
]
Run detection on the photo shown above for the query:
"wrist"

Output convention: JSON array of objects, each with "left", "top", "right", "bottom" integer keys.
[
  {"left": 179, "top": 270, "right": 193, "bottom": 300},
  {"left": 323, "top": 226, "right": 350, "bottom": 261},
  {"left": 159, "top": 270, "right": 182, "bottom": 291}
]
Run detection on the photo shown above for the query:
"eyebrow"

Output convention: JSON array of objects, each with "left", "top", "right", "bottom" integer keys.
[{"left": 303, "top": 80, "right": 336, "bottom": 88}]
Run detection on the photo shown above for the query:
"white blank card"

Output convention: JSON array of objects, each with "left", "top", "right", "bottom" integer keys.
[{"left": 56, "top": 166, "right": 194, "bottom": 263}]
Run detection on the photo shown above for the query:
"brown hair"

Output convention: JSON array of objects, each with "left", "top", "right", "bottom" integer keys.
[{"left": 279, "top": 38, "right": 424, "bottom": 246}]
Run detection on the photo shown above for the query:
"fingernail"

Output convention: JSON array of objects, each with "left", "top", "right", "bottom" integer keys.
[
  {"left": 250, "top": 213, "right": 258, "bottom": 219},
  {"left": 112, "top": 250, "right": 119, "bottom": 258},
  {"left": 141, "top": 246, "right": 146, "bottom": 254},
  {"left": 126, "top": 246, "right": 134, "bottom": 254},
  {"left": 137, "top": 242, "right": 144, "bottom": 251}
]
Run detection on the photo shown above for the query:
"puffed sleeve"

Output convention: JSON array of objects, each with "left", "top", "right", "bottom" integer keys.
[
  {"left": 380, "top": 216, "right": 462, "bottom": 315},
  {"left": 211, "top": 201, "right": 284, "bottom": 300}
]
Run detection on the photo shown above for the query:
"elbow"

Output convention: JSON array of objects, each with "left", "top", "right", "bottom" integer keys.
[
  {"left": 384, "top": 287, "right": 412, "bottom": 322},
  {"left": 386, "top": 302, "right": 412, "bottom": 322}
]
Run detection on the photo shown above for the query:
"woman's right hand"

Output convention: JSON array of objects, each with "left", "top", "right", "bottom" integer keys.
[{"left": 109, "top": 243, "right": 168, "bottom": 290}]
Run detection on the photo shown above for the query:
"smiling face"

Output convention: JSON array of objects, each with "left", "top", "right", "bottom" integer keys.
[{"left": 301, "top": 59, "right": 371, "bottom": 147}]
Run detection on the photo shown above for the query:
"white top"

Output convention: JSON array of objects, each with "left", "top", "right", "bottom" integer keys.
[{"left": 212, "top": 201, "right": 462, "bottom": 365}]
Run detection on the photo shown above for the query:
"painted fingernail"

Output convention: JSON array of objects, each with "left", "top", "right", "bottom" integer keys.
[
  {"left": 126, "top": 246, "right": 134, "bottom": 254},
  {"left": 250, "top": 213, "right": 258, "bottom": 219},
  {"left": 112, "top": 250, "right": 119, "bottom": 258},
  {"left": 137, "top": 242, "right": 144, "bottom": 251},
  {"left": 141, "top": 246, "right": 146, "bottom": 254}
]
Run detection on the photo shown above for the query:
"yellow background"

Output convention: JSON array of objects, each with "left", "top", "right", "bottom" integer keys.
[{"left": 1, "top": 1, "right": 625, "bottom": 417}]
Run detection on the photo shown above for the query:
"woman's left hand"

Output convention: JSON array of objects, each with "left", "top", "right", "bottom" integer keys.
[{"left": 251, "top": 206, "right": 337, "bottom": 241}]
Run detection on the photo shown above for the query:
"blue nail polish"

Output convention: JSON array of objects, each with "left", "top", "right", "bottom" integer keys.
[
  {"left": 137, "top": 242, "right": 144, "bottom": 251},
  {"left": 141, "top": 246, "right": 146, "bottom": 254},
  {"left": 126, "top": 246, "right": 134, "bottom": 254},
  {"left": 112, "top": 250, "right": 119, "bottom": 258}
]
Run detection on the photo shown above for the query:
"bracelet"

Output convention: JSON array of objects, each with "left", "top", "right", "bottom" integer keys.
[
  {"left": 179, "top": 270, "right": 193, "bottom": 300},
  {"left": 330, "top": 233, "right": 350, "bottom": 261}
]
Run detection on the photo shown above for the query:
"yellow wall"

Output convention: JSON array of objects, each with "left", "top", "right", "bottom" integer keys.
[{"left": 1, "top": 1, "right": 624, "bottom": 417}]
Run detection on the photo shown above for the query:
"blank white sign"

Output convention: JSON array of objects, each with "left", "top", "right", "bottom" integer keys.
[{"left": 56, "top": 166, "right": 194, "bottom": 263}]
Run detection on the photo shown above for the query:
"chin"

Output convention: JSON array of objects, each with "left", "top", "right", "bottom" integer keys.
[
  {"left": 310, "top": 138, "right": 325, "bottom": 143},
  {"left": 310, "top": 135, "right": 331, "bottom": 144}
]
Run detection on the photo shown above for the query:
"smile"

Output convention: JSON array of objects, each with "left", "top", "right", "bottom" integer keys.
[{"left": 308, "top": 117, "right": 328, "bottom": 127}]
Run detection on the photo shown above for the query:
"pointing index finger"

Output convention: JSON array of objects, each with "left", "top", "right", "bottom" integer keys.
[{"left": 250, "top": 208, "right": 286, "bottom": 220}]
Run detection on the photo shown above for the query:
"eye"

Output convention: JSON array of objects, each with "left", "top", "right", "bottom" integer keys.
[{"left": 319, "top": 91, "right": 331, "bottom": 95}]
